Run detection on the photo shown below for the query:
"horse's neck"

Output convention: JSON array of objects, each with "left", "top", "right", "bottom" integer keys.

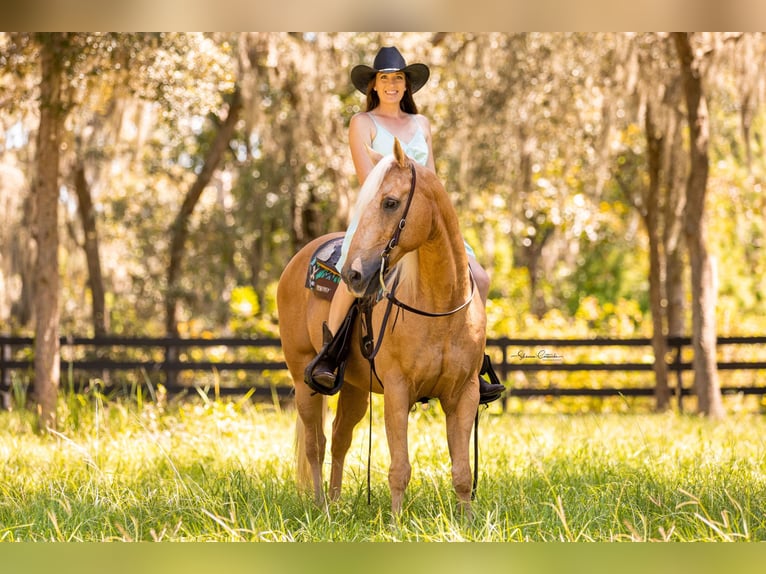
[{"left": 403, "top": 208, "right": 471, "bottom": 308}]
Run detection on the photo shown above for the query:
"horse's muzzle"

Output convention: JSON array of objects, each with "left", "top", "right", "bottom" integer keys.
[{"left": 342, "top": 256, "right": 381, "bottom": 298}]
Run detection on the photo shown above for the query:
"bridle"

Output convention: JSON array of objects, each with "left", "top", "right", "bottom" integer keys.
[
  {"left": 376, "top": 162, "right": 476, "bottom": 320},
  {"left": 359, "top": 161, "right": 477, "bottom": 364},
  {"left": 377, "top": 162, "right": 417, "bottom": 288}
]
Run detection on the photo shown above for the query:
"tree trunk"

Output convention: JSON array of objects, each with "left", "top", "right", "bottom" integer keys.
[
  {"left": 516, "top": 125, "right": 550, "bottom": 317},
  {"left": 248, "top": 190, "right": 274, "bottom": 309},
  {"left": 661, "top": 82, "right": 687, "bottom": 341},
  {"left": 165, "top": 86, "right": 242, "bottom": 337},
  {"left": 673, "top": 32, "right": 724, "bottom": 419},
  {"left": 33, "top": 33, "right": 66, "bottom": 431},
  {"left": 661, "top": 81, "right": 687, "bottom": 408},
  {"left": 523, "top": 225, "right": 554, "bottom": 319},
  {"left": 644, "top": 102, "right": 671, "bottom": 411},
  {"left": 73, "top": 161, "right": 108, "bottom": 337}
]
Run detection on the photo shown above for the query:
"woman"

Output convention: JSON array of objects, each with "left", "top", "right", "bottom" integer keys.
[{"left": 305, "top": 46, "right": 504, "bottom": 404}]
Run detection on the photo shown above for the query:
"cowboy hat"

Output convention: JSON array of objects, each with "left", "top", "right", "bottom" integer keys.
[{"left": 350, "top": 46, "right": 430, "bottom": 95}]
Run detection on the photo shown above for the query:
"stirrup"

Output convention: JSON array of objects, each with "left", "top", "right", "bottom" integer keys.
[
  {"left": 303, "top": 324, "right": 342, "bottom": 395},
  {"left": 303, "top": 305, "right": 358, "bottom": 396},
  {"left": 479, "top": 354, "right": 505, "bottom": 405}
]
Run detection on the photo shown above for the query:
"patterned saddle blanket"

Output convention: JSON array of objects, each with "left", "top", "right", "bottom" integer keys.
[{"left": 304, "top": 236, "right": 344, "bottom": 301}]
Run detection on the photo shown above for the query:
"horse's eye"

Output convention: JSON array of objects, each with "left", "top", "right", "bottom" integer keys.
[{"left": 382, "top": 197, "right": 400, "bottom": 211}]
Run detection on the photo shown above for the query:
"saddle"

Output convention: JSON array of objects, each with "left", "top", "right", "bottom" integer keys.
[
  {"left": 304, "top": 236, "right": 344, "bottom": 301},
  {"left": 303, "top": 236, "right": 379, "bottom": 395}
]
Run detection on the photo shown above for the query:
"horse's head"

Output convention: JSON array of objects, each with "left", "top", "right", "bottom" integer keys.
[{"left": 341, "top": 138, "right": 437, "bottom": 298}]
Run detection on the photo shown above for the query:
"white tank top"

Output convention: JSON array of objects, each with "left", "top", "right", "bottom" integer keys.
[{"left": 369, "top": 114, "right": 429, "bottom": 166}]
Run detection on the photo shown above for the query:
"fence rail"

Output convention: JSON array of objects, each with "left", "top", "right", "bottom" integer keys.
[{"left": 3, "top": 335, "right": 766, "bottom": 408}]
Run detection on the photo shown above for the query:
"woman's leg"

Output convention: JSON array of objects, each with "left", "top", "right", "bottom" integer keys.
[
  {"left": 468, "top": 255, "right": 490, "bottom": 305},
  {"left": 467, "top": 255, "right": 505, "bottom": 404},
  {"left": 326, "top": 281, "right": 355, "bottom": 334},
  {"left": 305, "top": 281, "right": 356, "bottom": 391}
]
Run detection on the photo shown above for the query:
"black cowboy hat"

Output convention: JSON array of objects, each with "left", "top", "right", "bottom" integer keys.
[{"left": 350, "top": 46, "right": 430, "bottom": 95}]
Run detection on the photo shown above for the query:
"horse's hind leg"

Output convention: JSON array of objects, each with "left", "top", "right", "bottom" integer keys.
[
  {"left": 294, "top": 381, "right": 327, "bottom": 505},
  {"left": 329, "top": 383, "right": 370, "bottom": 500}
]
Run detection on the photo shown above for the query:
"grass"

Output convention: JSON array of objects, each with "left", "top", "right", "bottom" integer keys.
[{"left": 1, "top": 386, "right": 766, "bottom": 541}]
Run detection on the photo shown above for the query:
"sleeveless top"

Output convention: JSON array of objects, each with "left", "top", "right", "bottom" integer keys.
[{"left": 370, "top": 114, "right": 429, "bottom": 166}]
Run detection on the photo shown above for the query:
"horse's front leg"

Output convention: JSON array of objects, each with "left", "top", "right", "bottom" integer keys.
[
  {"left": 329, "top": 383, "right": 370, "bottom": 500},
  {"left": 443, "top": 378, "right": 480, "bottom": 516},
  {"left": 383, "top": 379, "right": 412, "bottom": 514}
]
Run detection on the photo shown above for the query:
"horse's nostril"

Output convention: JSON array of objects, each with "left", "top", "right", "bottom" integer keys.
[{"left": 344, "top": 269, "right": 362, "bottom": 285}]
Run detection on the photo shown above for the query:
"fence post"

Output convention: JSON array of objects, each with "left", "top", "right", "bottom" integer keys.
[
  {"left": 1, "top": 340, "right": 7, "bottom": 387},
  {"left": 1, "top": 339, "right": 10, "bottom": 409},
  {"left": 499, "top": 341, "right": 509, "bottom": 412},
  {"left": 165, "top": 341, "right": 177, "bottom": 389},
  {"left": 672, "top": 338, "right": 684, "bottom": 413}
]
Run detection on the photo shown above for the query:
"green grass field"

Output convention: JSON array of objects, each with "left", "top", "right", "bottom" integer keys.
[{"left": 1, "top": 388, "right": 765, "bottom": 542}]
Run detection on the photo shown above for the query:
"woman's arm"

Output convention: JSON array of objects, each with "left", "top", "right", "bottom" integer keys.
[{"left": 348, "top": 112, "right": 376, "bottom": 185}]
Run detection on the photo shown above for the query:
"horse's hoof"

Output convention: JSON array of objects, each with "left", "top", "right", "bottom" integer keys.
[{"left": 459, "top": 505, "right": 473, "bottom": 521}]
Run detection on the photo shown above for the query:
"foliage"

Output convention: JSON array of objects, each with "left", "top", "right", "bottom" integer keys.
[{"left": 2, "top": 32, "right": 766, "bottom": 342}]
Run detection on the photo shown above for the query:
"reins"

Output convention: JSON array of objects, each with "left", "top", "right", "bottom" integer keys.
[{"left": 384, "top": 268, "right": 477, "bottom": 318}]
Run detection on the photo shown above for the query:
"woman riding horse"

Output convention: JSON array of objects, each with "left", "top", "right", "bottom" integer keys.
[{"left": 278, "top": 138, "right": 488, "bottom": 513}]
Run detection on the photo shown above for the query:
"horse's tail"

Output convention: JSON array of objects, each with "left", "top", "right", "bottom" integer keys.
[{"left": 294, "top": 398, "right": 326, "bottom": 492}]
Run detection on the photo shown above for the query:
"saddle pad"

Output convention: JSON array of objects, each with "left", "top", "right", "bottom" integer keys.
[{"left": 305, "top": 236, "right": 344, "bottom": 301}]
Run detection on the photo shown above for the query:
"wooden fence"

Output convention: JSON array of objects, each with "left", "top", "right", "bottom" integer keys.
[{"left": 2, "top": 335, "right": 766, "bottom": 409}]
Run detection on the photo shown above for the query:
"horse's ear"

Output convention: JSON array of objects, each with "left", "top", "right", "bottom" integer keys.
[
  {"left": 393, "top": 137, "right": 408, "bottom": 168},
  {"left": 366, "top": 144, "right": 384, "bottom": 166}
]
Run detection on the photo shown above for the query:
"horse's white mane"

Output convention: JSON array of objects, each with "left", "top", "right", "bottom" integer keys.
[
  {"left": 347, "top": 154, "right": 397, "bottom": 229},
  {"left": 347, "top": 155, "right": 419, "bottom": 293}
]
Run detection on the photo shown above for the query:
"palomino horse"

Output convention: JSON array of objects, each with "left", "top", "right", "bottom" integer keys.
[{"left": 277, "top": 139, "right": 485, "bottom": 514}]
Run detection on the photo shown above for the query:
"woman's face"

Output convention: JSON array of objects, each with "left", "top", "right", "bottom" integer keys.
[{"left": 374, "top": 71, "right": 407, "bottom": 104}]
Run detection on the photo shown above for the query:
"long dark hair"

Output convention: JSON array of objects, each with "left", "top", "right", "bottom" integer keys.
[{"left": 364, "top": 76, "right": 419, "bottom": 114}]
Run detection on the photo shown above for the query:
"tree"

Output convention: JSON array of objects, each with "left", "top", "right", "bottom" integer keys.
[
  {"left": 672, "top": 32, "right": 724, "bottom": 418},
  {"left": 644, "top": 100, "right": 672, "bottom": 410},
  {"left": 32, "top": 33, "right": 66, "bottom": 430},
  {"left": 73, "top": 161, "right": 108, "bottom": 336},
  {"left": 612, "top": 33, "right": 687, "bottom": 411},
  {"left": 165, "top": 85, "right": 242, "bottom": 337}
]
